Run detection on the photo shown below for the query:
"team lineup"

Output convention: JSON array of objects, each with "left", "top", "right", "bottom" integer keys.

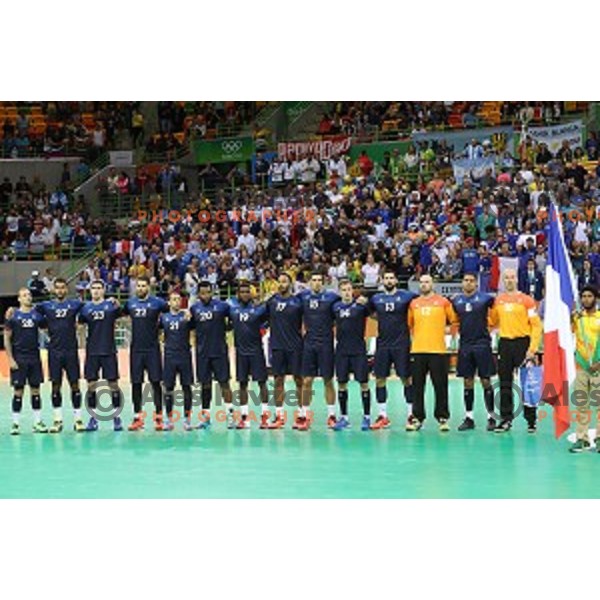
[{"left": 3, "top": 268, "right": 543, "bottom": 436}]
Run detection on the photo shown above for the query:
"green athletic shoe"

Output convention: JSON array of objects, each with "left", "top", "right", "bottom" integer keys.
[
  {"left": 49, "top": 420, "right": 63, "bottom": 434},
  {"left": 33, "top": 421, "right": 49, "bottom": 434},
  {"left": 569, "top": 439, "right": 591, "bottom": 453},
  {"left": 10, "top": 423, "right": 20, "bottom": 436}
]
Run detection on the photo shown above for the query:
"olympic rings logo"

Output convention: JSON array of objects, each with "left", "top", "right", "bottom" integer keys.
[{"left": 222, "top": 140, "right": 243, "bottom": 154}]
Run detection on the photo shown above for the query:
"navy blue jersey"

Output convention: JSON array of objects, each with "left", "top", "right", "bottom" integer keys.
[
  {"left": 299, "top": 289, "right": 339, "bottom": 345},
  {"left": 266, "top": 294, "right": 303, "bottom": 351},
  {"left": 35, "top": 299, "right": 83, "bottom": 352},
  {"left": 333, "top": 301, "right": 369, "bottom": 355},
  {"left": 79, "top": 301, "right": 122, "bottom": 356},
  {"left": 190, "top": 299, "right": 230, "bottom": 357},
  {"left": 369, "top": 290, "right": 417, "bottom": 348},
  {"left": 229, "top": 299, "right": 268, "bottom": 355},
  {"left": 5, "top": 309, "right": 45, "bottom": 356},
  {"left": 160, "top": 311, "right": 192, "bottom": 355},
  {"left": 124, "top": 295, "right": 167, "bottom": 351},
  {"left": 451, "top": 292, "right": 494, "bottom": 346}
]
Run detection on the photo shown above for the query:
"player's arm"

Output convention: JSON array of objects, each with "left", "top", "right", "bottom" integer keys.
[
  {"left": 487, "top": 300, "right": 499, "bottom": 333},
  {"left": 526, "top": 298, "right": 542, "bottom": 357},
  {"left": 407, "top": 301, "right": 415, "bottom": 335},
  {"left": 3, "top": 321, "right": 18, "bottom": 370}
]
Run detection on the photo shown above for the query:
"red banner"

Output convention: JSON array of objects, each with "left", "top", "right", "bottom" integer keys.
[{"left": 277, "top": 135, "right": 352, "bottom": 161}]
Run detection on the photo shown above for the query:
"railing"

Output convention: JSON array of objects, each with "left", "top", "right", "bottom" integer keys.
[
  {"left": 72, "top": 152, "right": 110, "bottom": 189},
  {"left": 0, "top": 242, "right": 99, "bottom": 264}
]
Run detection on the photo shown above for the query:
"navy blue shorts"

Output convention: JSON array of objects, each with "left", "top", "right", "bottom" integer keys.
[
  {"left": 130, "top": 347, "right": 162, "bottom": 384},
  {"left": 236, "top": 353, "right": 268, "bottom": 383},
  {"left": 456, "top": 344, "right": 496, "bottom": 379},
  {"left": 196, "top": 354, "right": 230, "bottom": 384},
  {"left": 163, "top": 352, "right": 194, "bottom": 389},
  {"left": 271, "top": 348, "right": 303, "bottom": 377},
  {"left": 374, "top": 344, "right": 411, "bottom": 379},
  {"left": 84, "top": 354, "right": 119, "bottom": 381},
  {"left": 48, "top": 350, "right": 80, "bottom": 384},
  {"left": 336, "top": 353, "right": 369, "bottom": 384},
  {"left": 11, "top": 355, "right": 43, "bottom": 388},
  {"left": 302, "top": 343, "right": 335, "bottom": 379}
]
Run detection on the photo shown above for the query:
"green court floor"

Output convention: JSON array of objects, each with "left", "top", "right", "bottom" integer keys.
[{"left": 0, "top": 380, "right": 595, "bottom": 498}]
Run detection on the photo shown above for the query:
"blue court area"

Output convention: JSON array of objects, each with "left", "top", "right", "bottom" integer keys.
[{"left": 0, "top": 379, "right": 595, "bottom": 498}]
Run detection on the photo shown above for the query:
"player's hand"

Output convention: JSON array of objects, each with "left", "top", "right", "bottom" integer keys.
[
  {"left": 183, "top": 309, "right": 192, "bottom": 321},
  {"left": 356, "top": 295, "right": 368, "bottom": 305},
  {"left": 525, "top": 351, "right": 536, "bottom": 362},
  {"left": 9, "top": 358, "right": 18, "bottom": 371},
  {"left": 5, "top": 307, "right": 15, "bottom": 319},
  {"left": 109, "top": 297, "right": 120, "bottom": 306}
]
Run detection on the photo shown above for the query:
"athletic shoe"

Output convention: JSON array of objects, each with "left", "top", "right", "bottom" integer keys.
[
  {"left": 292, "top": 415, "right": 302, "bottom": 429},
  {"left": 361, "top": 416, "right": 371, "bottom": 431},
  {"left": 333, "top": 417, "right": 350, "bottom": 431},
  {"left": 406, "top": 418, "right": 423, "bottom": 432},
  {"left": 527, "top": 423, "right": 537, "bottom": 434},
  {"left": 73, "top": 419, "right": 86, "bottom": 433},
  {"left": 113, "top": 417, "right": 123, "bottom": 432},
  {"left": 457, "top": 417, "right": 474, "bottom": 431},
  {"left": 163, "top": 420, "right": 174, "bottom": 431},
  {"left": 49, "top": 420, "right": 63, "bottom": 434},
  {"left": 33, "top": 421, "right": 48, "bottom": 434},
  {"left": 10, "top": 423, "right": 20, "bottom": 436},
  {"left": 486, "top": 418, "right": 497, "bottom": 432},
  {"left": 236, "top": 416, "right": 250, "bottom": 430},
  {"left": 494, "top": 420, "right": 512, "bottom": 433},
  {"left": 128, "top": 417, "right": 144, "bottom": 432},
  {"left": 154, "top": 417, "right": 165, "bottom": 432},
  {"left": 405, "top": 415, "right": 419, "bottom": 431},
  {"left": 86, "top": 417, "right": 99, "bottom": 432},
  {"left": 596, "top": 438, "right": 600, "bottom": 453},
  {"left": 439, "top": 419, "right": 450, "bottom": 433},
  {"left": 183, "top": 419, "right": 193, "bottom": 432},
  {"left": 226, "top": 412, "right": 236, "bottom": 430},
  {"left": 371, "top": 415, "right": 391, "bottom": 430},
  {"left": 296, "top": 416, "right": 309, "bottom": 431},
  {"left": 570, "top": 439, "right": 591, "bottom": 453},
  {"left": 269, "top": 415, "right": 285, "bottom": 429},
  {"left": 260, "top": 413, "right": 270, "bottom": 429},
  {"left": 327, "top": 415, "right": 337, "bottom": 429},
  {"left": 196, "top": 418, "right": 211, "bottom": 430}
]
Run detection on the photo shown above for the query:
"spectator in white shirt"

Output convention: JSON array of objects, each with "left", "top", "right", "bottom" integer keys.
[
  {"left": 327, "top": 154, "right": 347, "bottom": 180},
  {"left": 237, "top": 224, "right": 256, "bottom": 255},
  {"left": 328, "top": 254, "right": 347, "bottom": 291},
  {"left": 299, "top": 154, "right": 321, "bottom": 183},
  {"left": 185, "top": 265, "right": 200, "bottom": 305},
  {"left": 269, "top": 158, "right": 285, "bottom": 186},
  {"left": 361, "top": 254, "right": 381, "bottom": 290}
]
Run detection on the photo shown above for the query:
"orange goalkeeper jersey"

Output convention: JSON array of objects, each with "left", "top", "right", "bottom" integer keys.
[
  {"left": 408, "top": 294, "right": 457, "bottom": 354},
  {"left": 491, "top": 291, "right": 542, "bottom": 353}
]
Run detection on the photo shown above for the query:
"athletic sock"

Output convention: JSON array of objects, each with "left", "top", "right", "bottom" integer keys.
[
  {"left": 74, "top": 409, "right": 82, "bottom": 420},
  {"left": 33, "top": 409, "right": 42, "bottom": 423},
  {"left": 464, "top": 388, "right": 475, "bottom": 412},
  {"left": 165, "top": 392, "right": 174, "bottom": 416},
  {"left": 72, "top": 390, "right": 82, "bottom": 410},
  {"left": 12, "top": 395, "right": 22, "bottom": 414},
  {"left": 466, "top": 410, "right": 474, "bottom": 420},
  {"left": 299, "top": 406, "right": 307, "bottom": 418},
  {"left": 376, "top": 386, "right": 387, "bottom": 416},
  {"left": 31, "top": 394, "right": 41, "bottom": 411},
  {"left": 484, "top": 386, "right": 495, "bottom": 417},
  {"left": 225, "top": 402, "right": 233, "bottom": 415},
  {"left": 86, "top": 391, "right": 97, "bottom": 410},
  {"left": 261, "top": 402, "right": 269, "bottom": 415},
  {"left": 241, "top": 405, "right": 249, "bottom": 417},
  {"left": 338, "top": 389, "right": 348, "bottom": 418},
  {"left": 327, "top": 404, "right": 336, "bottom": 417},
  {"left": 51, "top": 391, "right": 62, "bottom": 409},
  {"left": 111, "top": 390, "right": 121, "bottom": 409},
  {"left": 53, "top": 408, "right": 63, "bottom": 421},
  {"left": 12, "top": 412, "right": 20, "bottom": 425},
  {"left": 361, "top": 389, "right": 371, "bottom": 416},
  {"left": 201, "top": 385, "right": 211, "bottom": 411},
  {"left": 132, "top": 383, "right": 142, "bottom": 413},
  {"left": 276, "top": 406, "right": 283, "bottom": 417}
]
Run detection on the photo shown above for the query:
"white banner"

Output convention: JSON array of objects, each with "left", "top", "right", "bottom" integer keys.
[
  {"left": 408, "top": 280, "right": 464, "bottom": 296},
  {"left": 527, "top": 120, "right": 583, "bottom": 155},
  {"left": 451, "top": 156, "right": 496, "bottom": 185}
]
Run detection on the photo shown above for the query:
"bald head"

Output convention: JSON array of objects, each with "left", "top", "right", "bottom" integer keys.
[{"left": 503, "top": 268, "right": 518, "bottom": 292}]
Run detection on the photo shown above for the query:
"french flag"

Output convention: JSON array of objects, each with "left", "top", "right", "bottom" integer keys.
[{"left": 543, "top": 202, "right": 577, "bottom": 438}]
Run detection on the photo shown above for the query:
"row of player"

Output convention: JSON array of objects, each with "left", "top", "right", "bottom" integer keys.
[{"left": 3, "top": 269, "right": 543, "bottom": 435}]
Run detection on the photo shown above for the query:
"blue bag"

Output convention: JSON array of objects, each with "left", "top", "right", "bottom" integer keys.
[{"left": 520, "top": 364, "right": 543, "bottom": 407}]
